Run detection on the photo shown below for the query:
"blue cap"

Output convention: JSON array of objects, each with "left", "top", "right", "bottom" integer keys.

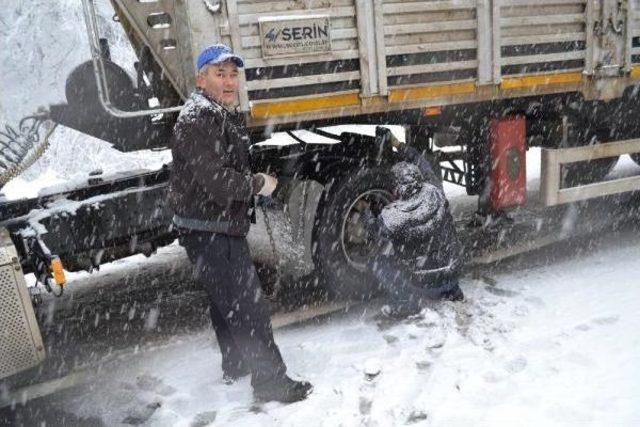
[{"left": 196, "top": 44, "right": 244, "bottom": 71}]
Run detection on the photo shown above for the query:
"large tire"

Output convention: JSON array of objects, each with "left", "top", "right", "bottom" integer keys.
[
  {"left": 631, "top": 153, "right": 640, "bottom": 166},
  {"left": 561, "top": 125, "right": 618, "bottom": 187},
  {"left": 312, "top": 167, "right": 395, "bottom": 300}
]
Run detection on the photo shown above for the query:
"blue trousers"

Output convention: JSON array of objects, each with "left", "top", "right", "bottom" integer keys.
[
  {"left": 180, "top": 231, "right": 287, "bottom": 386},
  {"left": 368, "top": 255, "right": 459, "bottom": 310}
]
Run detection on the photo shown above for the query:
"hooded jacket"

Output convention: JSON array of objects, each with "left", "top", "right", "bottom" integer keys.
[
  {"left": 168, "top": 89, "right": 256, "bottom": 236},
  {"left": 365, "top": 145, "right": 463, "bottom": 283}
]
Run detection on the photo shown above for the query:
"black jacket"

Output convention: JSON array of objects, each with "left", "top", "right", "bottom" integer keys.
[
  {"left": 365, "top": 145, "right": 463, "bottom": 283},
  {"left": 168, "top": 89, "right": 255, "bottom": 236}
]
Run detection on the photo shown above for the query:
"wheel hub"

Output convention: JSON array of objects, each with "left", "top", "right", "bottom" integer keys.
[{"left": 340, "top": 189, "right": 394, "bottom": 270}]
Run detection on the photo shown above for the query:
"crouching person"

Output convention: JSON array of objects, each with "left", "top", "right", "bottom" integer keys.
[
  {"left": 362, "top": 139, "right": 464, "bottom": 317},
  {"left": 168, "top": 44, "right": 312, "bottom": 403}
]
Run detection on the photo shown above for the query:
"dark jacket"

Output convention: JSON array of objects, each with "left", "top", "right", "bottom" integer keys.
[
  {"left": 168, "top": 89, "right": 255, "bottom": 236},
  {"left": 365, "top": 145, "right": 463, "bottom": 283}
]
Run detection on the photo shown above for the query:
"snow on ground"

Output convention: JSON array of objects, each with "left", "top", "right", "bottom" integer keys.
[{"left": 57, "top": 234, "right": 640, "bottom": 427}]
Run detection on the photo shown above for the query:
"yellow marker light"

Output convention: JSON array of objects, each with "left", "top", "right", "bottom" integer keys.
[
  {"left": 50, "top": 257, "right": 66, "bottom": 286},
  {"left": 424, "top": 106, "right": 442, "bottom": 116}
]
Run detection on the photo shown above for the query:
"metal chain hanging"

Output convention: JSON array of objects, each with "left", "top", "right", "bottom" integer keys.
[{"left": 260, "top": 203, "right": 282, "bottom": 299}]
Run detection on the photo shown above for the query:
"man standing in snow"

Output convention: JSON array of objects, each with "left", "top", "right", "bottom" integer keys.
[
  {"left": 362, "top": 132, "right": 464, "bottom": 317},
  {"left": 168, "top": 44, "right": 312, "bottom": 403}
]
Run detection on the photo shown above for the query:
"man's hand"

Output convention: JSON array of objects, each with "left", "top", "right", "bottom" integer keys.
[
  {"left": 253, "top": 173, "right": 278, "bottom": 196},
  {"left": 354, "top": 199, "right": 370, "bottom": 212},
  {"left": 252, "top": 174, "right": 265, "bottom": 194},
  {"left": 376, "top": 126, "right": 402, "bottom": 149},
  {"left": 354, "top": 198, "right": 385, "bottom": 216},
  {"left": 389, "top": 132, "right": 402, "bottom": 149}
]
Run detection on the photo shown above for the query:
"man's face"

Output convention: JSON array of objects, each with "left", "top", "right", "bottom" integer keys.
[{"left": 196, "top": 61, "right": 239, "bottom": 108}]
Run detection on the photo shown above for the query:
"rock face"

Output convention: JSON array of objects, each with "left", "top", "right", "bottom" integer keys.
[
  {"left": 0, "top": 0, "right": 136, "bottom": 123},
  {"left": 0, "top": 0, "right": 172, "bottom": 195}
]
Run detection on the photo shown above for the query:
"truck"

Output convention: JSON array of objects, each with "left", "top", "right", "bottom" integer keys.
[{"left": 2, "top": 0, "right": 640, "bottom": 382}]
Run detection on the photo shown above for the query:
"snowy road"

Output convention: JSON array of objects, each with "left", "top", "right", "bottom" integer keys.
[{"left": 3, "top": 223, "right": 640, "bottom": 427}]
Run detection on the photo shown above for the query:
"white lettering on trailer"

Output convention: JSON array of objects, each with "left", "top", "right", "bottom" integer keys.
[{"left": 259, "top": 15, "right": 331, "bottom": 58}]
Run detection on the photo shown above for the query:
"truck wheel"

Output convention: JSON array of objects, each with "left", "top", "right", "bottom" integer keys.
[
  {"left": 562, "top": 128, "right": 618, "bottom": 187},
  {"left": 630, "top": 153, "right": 640, "bottom": 166},
  {"left": 312, "top": 167, "right": 395, "bottom": 300}
]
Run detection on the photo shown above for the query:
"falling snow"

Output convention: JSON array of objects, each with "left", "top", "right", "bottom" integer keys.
[{"left": 1, "top": 0, "right": 640, "bottom": 426}]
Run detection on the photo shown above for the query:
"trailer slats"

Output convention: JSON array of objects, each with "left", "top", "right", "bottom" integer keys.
[
  {"left": 385, "top": 40, "right": 478, "bottom": 56},
  {"left": 502, "top": 51, "right": 585, "bottom": 66},
  {"left": 382, "top": 1, "right": 477, "bottom": 14},
  {"left": 502, "top": 0, "right": 586, "bottom": 5},
  {"left": 502, "top": 32, "right": 585, "bottom": 46},
  {"left": 383, "top": 20, "right": 478, "bottom": 36},
  {"left": 501, "top": 14, "right": 585, "bottom": 27},
  {"left": 387, "top": 60, "right": 479, "bottom": 77},
  {"left": 238, "top": 6, "right": 356, "bottom": 26},
  {"left": 380, "top": 0, "right": 478, "bottom": 92},
  {"left": 114, "top": 0, "right": 640, "bottom": 123},
  {"left": 230, "top": 0, "right": 597, "bottom": 113},
  {"left": 246, "top": 71, "right": 361, "bottom": 91},
  {"left": 244, "top": 49, "right": 360, "bottom": 68},
  {"left": 235, "top": 0, "right": 354, "bottom": 14},
  {"left": 498, "top": 1, "right": 587, "bottom": 78}
]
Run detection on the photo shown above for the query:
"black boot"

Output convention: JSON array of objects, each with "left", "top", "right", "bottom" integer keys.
[
  {"left": 253, "top": 376, "right": 313, "bottom": 403},
  {"left": 380, "top": 301, "right": 422, "bottom": 319},
  {"left": 441, "top": 284, "right": 464, "bottom": 302}
]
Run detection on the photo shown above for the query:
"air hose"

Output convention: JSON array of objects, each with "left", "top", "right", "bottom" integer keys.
[{"left": 0, "top": 111, "right": 57, "bottom": 188}]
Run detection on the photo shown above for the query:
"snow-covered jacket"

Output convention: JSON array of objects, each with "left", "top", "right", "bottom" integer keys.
[
  {"left": 168, "top": 89, "right": 256, "bottom": 236},
  {"left": 365, "top": 146, "right": 462, "bottom": 283}
]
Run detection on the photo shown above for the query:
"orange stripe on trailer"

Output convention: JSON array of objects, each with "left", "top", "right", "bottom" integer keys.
[
  {"left": 501, "top": 72, "right": 583, "bottom": 90},
  {"left": 388, "top": 82, "right": 476, "bottom": 103},
  {"left": 251, "top": 93, "right": 360, "bottom": 118}
]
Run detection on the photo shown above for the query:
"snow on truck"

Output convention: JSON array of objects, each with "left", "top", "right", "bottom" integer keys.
[{"left": 2, "top": 0, "right": 640, "bottom": 381}]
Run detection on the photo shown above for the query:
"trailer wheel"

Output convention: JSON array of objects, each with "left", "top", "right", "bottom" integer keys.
[
  {"left": 561, "top": 127, "right": 618, "bottom": 187},
  {"left": 312, "top": 167, "right": 395, "bottom": 299}
]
